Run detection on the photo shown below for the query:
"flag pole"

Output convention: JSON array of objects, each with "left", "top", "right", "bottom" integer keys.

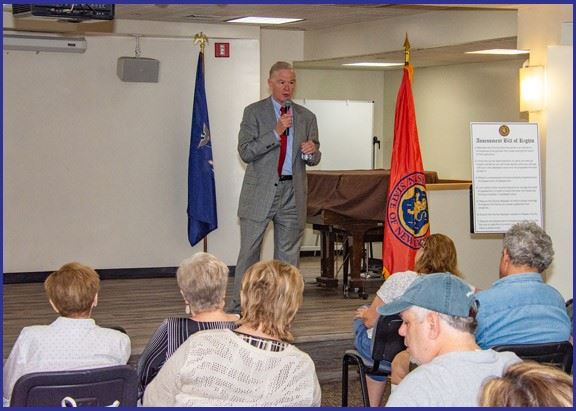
[
  {"left": 404, "top": 33, "right": 413, "bottom": 82},
  {"left": 404, "top": 33, "right": 410, "bottom": 65},
  {"left": 188, "top": 31, "right": 217, "bottom": 252},
  {"left": 382, "top": 34, "right": 429, "bottom": 279},
  {"left": 194, "top": 31, "right": 208, "bottom": 54},
  {"left": 194, "top": 32, "right": 208, "bottom": 253}
]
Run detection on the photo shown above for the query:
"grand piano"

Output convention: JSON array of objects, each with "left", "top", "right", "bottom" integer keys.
[{"left": 306, "top": 169, "right": 439, "bottom": 296}]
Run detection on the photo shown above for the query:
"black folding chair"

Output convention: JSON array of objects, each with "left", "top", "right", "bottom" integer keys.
[
  {"left": 10, "top": 364, "right": 138, "bottom": 407},
  {"left": 342, "top": 314, "right": 406, "bottom": 406},
  {"left": 492, "top": 341, "right": 573, "bottom": 374}
]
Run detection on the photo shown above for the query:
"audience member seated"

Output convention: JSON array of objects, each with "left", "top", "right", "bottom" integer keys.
[
  {"left": 137, "top": 252, "right": 239, "bottom": 399},
  {"left": 3, "top": 262, "right": 131, "bottom": 406},
  {"left": 480, "top": 361, "right": 573, "bottom": 407},
  {"left": 352, "top": 233, "right": 462, "bottom": 406},
  {"left": 143, "top": 260, "right": 321, "bottom": 406},
  {"left": 379, "top": 273, "right": 520, "bottom": 407},
  {"left": 475, "top": 221, "right": 571, "bottom": 349}
]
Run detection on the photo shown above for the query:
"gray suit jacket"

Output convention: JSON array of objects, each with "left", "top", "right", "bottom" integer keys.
[{"left": 237, "top": 96, "right": 321, "bottom": 228}]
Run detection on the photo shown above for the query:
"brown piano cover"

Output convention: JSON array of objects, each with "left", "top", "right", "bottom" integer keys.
[{"left": 307, "top": 169, "right": 439, "bottom": 223}]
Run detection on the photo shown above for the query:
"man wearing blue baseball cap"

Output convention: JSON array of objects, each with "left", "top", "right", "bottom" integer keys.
[{"left": 380, "top": 273, "right": 521, "bottom": 407}]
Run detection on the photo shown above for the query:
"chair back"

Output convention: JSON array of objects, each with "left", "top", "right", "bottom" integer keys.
[
  {"left": 10, "top": 365, "right": 138, "bottom": 407},
  {"left": 492, "top": 341, "right": 573, "bottom": 374},
  {"left": 370, "top": 314, "right": 406, "bottom": 363}
]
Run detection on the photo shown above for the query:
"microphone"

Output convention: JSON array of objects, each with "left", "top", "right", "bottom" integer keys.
[{"left": 283, "top": 100, "right": 292, "bottom": 134}]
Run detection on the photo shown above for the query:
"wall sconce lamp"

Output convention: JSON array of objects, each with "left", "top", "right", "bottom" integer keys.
[{"left": 519, "top": 65, "right": 545, "bottom": 112}]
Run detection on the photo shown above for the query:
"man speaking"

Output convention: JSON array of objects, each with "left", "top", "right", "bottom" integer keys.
[{"left": 229, "top": 61, "right": 321, "bottom": 313}]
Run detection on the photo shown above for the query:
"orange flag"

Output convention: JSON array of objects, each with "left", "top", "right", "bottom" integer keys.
[{"left": 383, "top": 64, "right": 430, "bottom": 279}]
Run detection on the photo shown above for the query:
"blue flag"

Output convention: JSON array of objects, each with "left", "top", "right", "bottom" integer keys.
[{"left": 187, "top": 51, "right": 217, "bottom": 246}]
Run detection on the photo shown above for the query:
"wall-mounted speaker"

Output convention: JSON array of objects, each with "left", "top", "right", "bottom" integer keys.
[{"left": 117, "top": 57, "right": 159, "bottom": 83}]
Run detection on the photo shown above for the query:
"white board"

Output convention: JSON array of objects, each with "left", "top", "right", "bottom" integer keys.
[{"left": 294, "top": 99, "right": 374, "bottom": 170}]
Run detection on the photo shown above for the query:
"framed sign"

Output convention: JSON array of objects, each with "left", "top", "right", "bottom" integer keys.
[{"left": 470, "top": 122, "right": 543, "bottom": 233}]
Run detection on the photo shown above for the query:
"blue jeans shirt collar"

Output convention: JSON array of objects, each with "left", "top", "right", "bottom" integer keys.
[{"left": 490, "top": 272, "right": 542, "bottom": 287}]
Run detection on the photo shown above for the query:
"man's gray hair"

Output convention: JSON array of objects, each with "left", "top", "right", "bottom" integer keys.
[
  {"left": 411, "top": 306, "right": 477, "bottom": 334},
  {"left": 269, "top": 61, "right": 293, "bottom": 78},
  {"left": 504, "top": 221, "right": 554, "bottom": 273}
]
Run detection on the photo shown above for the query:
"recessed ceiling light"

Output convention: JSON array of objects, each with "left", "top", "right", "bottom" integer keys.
[
  {"left": 466, "top": 49, "right": 529, "bottom": 55},
  {"left": 226, "top": 17, "right": 303, "bottom": 25},
  {"left": 343, "top": 62, "right": 404, "bottom": 67}
]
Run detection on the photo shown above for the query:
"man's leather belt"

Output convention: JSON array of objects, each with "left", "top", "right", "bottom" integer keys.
[{"left": 279, "top": 175, "right": 293, "bottom": 181}]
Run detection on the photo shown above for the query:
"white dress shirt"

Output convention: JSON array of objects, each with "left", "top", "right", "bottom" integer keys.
[{"left": 3, "top": 316, "right": 131, "bottom": 405}]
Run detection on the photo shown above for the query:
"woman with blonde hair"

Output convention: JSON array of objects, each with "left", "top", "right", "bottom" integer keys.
[
  {"left": 143, "top": 260, "right": 321, "bottom": 406},
  {"left": 137, "top": 252, "right": 239, "bottom": 398},
  {"left": 3, "top": 262, "right": 130, "bottom": 406},
  {"left": 480, "top": 361, "right": 573, "bottom": 407},
  {"left": 352, "top": 233, "right": 463, "bottom": 406}
]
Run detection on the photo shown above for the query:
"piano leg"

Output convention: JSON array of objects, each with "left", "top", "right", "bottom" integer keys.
[
  {"left": 342, "top": 222, "right": 382, "bottom": 299},
  {"left": 315, "top": 226, "right": 338, "bottom": 288},
  {"left": 347, "top": 227, "right": 368, "bottom": 297}
]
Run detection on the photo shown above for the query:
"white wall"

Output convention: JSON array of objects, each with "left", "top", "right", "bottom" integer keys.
[
  {"left": 544, "top": 45, "right": 573, "bottom": 299},
  {"left": 304, "top": 10, "right": 517, "bottom": 60},
  {"left": 428, "top": 187, "right": 503, "bottom": 290},
  {"left": 384, "top": 59, "right": 525, "bottom": 179},
  {"left": 295, "top": 60, "right": 523, "bottom": 179},
  {"left": 298, "top": 6, "right": 521, "bottom": 177},
  {"left": 260, "top": 29, "right": 304, "bottom": 99},
  {"left": 516, "top": 4, "right": 573, "bottom": 299},
  {"left": 3, "top": 22, "right": 260, "bottom": 272}
]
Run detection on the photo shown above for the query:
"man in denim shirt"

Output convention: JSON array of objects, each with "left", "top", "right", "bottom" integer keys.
[{"left": 475, "top": 221, "right": 571, "bottom": 349}]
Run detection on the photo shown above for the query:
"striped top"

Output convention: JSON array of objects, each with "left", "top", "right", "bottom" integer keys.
[
  {"left": 137, "top": 317, "right": 237, "bottom": 398},
  {"left": 234, "top": 331, "right": 289, "bottom": 352}
]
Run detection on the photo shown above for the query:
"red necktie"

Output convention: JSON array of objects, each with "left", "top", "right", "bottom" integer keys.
[{"left": 277, "top": 106, "right": 288, "bottom": 176}]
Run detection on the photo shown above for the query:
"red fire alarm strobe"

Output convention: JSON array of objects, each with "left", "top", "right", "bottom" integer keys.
[{"left": 215, "top": 43, "right": 230, "bottom": 58}]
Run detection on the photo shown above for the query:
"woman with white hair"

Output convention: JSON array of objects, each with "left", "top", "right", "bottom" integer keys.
[
  {"left": 137, "top": 252, "right": 239, "bottom": 399},
  {"left": 143, "top": 260, "right": 321, "bottom": 406}
]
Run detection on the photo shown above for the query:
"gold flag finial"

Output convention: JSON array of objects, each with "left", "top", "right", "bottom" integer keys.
[
  {"left": 193, "top": 32, "right": 208, "bottom": 53},
  {"left": 403, "top": 33, "right": 411, "bottom": 65}
]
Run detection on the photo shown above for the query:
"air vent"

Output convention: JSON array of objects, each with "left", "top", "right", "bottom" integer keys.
[{"left": 4, "top": 34, "right": 87, "bottom": 53}]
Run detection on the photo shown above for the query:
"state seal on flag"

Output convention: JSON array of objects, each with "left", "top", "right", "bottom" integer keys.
[{"left": 387, "top": 172, "right": 429, "bottom": 249}]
